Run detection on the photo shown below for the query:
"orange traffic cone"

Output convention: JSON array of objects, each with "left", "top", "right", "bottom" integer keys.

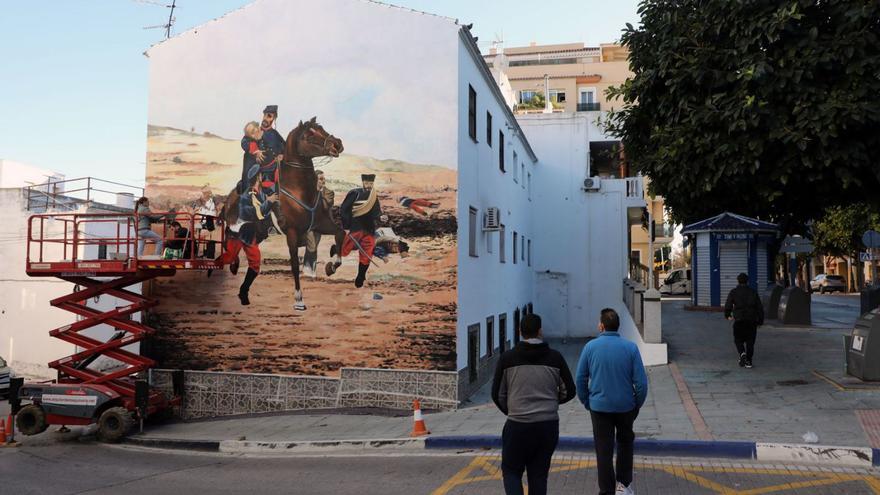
[
  {"left": 410, "top": 399, "right": 430, "bottom": 437},
  {"left": 0, "top": 419, "right": 6, "bottom": 445}
]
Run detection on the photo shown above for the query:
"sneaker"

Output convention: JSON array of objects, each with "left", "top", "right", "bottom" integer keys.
[
  {"left": 745, "top": 359, "right": 753, "bottom": 369},
  {"left": 616, "top": 482, "right": 634, "bottom": 494},
  {"left": 738, "top": 353, "right": 746, "bottom": 367}
]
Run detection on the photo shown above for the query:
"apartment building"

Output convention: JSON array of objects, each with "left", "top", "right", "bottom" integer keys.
[{"left": 485, "top": 41, "right": 676, "bottom": 285}]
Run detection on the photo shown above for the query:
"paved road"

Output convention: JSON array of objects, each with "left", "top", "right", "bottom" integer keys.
[{"left": 2, "top": 443, "right": 879, "bottom": 495}]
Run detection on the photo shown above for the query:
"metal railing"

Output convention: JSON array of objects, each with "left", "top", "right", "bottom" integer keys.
[
  {"left": 577, "top": 102, "right": 601, "bottom": 111},
  {"left": 625, "top": 176, "right": 644, "bottom": 199},
  {"left": 25, "top": 177, "right": 144, "bottom": 212},
  {"left": 27, "top": 211, "right": 224, "bottom": 266}
]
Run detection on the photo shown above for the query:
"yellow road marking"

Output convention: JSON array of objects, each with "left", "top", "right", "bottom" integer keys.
[{"left": 431, "top": 454, "right": 880, "bottom": 494}]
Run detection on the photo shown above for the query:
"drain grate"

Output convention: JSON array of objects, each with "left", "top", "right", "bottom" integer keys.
[{"left": 776, "top": 379, "right": 810, "bottom": 386}]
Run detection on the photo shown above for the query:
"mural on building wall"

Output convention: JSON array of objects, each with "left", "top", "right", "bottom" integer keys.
[{"left": 142, "top": 0, "right": 458, "bottom": 376}]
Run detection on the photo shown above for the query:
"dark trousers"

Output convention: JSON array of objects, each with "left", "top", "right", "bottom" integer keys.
[
  {"left": 501, "top": 419, "right": 559, "bottom": 495},
  {"left": 590, "top": 408, "right": 638, "bottom": 495},
  {"left": 733, "top": 320, "right": 758, "bottom": 360}
]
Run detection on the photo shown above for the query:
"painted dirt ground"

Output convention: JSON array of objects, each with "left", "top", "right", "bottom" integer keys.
[{"left": 143, "top": 125, "right": 458, "bottom": 376}]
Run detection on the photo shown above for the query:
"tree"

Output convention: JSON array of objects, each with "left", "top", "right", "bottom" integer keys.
[
  {"left": 812, "top": 203, "right": 880, "bottom": 290},
  {"left": 605, "top": 0, "right": 880, "bottom": 232}
]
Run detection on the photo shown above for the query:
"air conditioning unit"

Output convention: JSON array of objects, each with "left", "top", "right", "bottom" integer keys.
[
  {"left": 483, "top": 207, "right": 501, "bottom": 231},
  {"left": 583, "top": 177, "right": 601, "bottom": 191}
]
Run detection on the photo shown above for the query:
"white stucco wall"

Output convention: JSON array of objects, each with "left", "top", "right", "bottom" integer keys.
[
  {"left": 517, "top": 113, "right": 591, "bottom": 337},
  {"left": 456, "top": 33, "right": 537, "bottom": 372},
  {"left": 0, "top": 189, "right": 76, "bottom": 378}
]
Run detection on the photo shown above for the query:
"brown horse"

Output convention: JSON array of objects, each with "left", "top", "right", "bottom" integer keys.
[{"left": 223, "top": 117, "right": 344, "bottom": 310}]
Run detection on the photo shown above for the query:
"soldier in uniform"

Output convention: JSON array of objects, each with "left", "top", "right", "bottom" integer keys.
[
  {"left": 303, "top": 169, "right": 335, "bottom": 277},
  {"left": 217, "top": 164, "right": 278, "bottom": 305},
  {"left": 334, "top": 173, "right": 387, "bottom": 288}
]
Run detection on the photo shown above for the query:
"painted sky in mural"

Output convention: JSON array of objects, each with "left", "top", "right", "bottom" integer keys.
[{"left": 144, "top": 0, "right": 459, "bottom": 376}]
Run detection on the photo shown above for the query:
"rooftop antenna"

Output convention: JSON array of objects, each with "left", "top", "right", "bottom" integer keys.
[
  {"left": 136, "top": 0, "right": 178, "bottom": 40},
  {"left": 491, "top": 30, "right": 504, "bottom": 51}
]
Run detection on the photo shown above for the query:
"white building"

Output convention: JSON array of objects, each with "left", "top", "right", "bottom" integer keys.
[
  {"left": 0, "top": 163, "right": 143, "bottom": 379},
  {"left": 456, "top": 28, "right": 539, "bottom": 396}
]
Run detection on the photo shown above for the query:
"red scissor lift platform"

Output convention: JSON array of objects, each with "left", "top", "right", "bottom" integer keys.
[{"left": 14, "top": 211, "right": 224, "bottom": 441}]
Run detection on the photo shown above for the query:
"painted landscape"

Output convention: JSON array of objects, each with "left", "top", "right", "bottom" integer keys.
[{"left": 143, "top": 125, "right": 457, "bottom": 376}]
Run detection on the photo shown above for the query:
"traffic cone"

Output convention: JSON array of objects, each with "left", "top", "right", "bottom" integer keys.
[
  {"left": 410, "top": 399, "right": 430, "bottom": 437},
  {"left": 6, "top": 415, "right": 12, "bottom": 443},
  {"left": 0, "top": 419, "right": 6, "bottom": 444}
]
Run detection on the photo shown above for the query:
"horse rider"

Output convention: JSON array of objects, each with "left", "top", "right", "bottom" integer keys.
[
  {"left": 303, "top": 169, "right": 335, "bottom": 277},
  {"left": 334, "top": 173, "right": 387, "bottom": 288},
  {"left": 217, "top": 164, "right": 279, "bottom": 305}
]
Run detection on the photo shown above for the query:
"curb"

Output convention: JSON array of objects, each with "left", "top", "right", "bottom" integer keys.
[
  {"left": 425, "top": 436, "right": 755, "bottom": 460},
  {"left": 124, "top": 436, "right": 221, "bottom": 452},
  {"left": 124, "top": 434, "right": 880, "bottom": 467}
]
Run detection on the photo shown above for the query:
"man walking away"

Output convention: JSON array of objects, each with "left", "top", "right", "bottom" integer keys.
[
  {"left": 576, "top": 308, "right": 648, "bottom": 495},
  {"left": 491, "top": 313, "right": 576, "bottom": 495},
  {"left": 724, "top": 272, "right": 764, "bottom": 369}
]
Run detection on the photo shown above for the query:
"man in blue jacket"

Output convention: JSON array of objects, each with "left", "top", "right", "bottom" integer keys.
[{"left": 576, "top": 308, "right": 648, "bottom": 495}]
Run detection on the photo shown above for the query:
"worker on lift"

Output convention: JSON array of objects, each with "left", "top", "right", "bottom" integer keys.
[{"left": 217, "top": 164, "right": 278, "bottom": 305}]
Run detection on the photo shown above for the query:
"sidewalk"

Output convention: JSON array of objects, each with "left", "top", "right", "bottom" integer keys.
[{"left": 13, "top": 297, "right": 880, "bottom": 464}]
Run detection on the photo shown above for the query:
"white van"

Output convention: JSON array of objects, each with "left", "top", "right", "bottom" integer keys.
[{"left": 660, "top": 268, "right": 691, "bottom": 295}]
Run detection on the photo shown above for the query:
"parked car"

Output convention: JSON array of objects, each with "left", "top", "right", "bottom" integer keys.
[
  {"left": 0, "top": 356, "right": 11, "bottom": 398},
  {"left": 810, "top": 274, "right": 846, "bottom": 293},
  {"left": 660, "top": 268, "right": 691, "bottom": 295}
]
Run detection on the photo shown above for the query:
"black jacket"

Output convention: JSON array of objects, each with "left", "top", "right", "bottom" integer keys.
[
  {"left": 491, "top": 341, "right": 576, "bottom": 423},
  {"left": 340, "top": 188, "right": 382, "bottom": 233},
  {"left": 724, "top": 284, "right": 764, "bottom": 325}
]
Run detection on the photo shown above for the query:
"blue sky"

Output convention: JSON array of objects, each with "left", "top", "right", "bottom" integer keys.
[{"left": 0, "top": 0, "right": 640, "bottom": 186}]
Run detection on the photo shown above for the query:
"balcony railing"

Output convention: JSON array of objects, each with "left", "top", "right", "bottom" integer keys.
[
  {"left": 577, "top": 102, "right": 601, "bottom": 111},
  {"left": 652, "top": 222, "right": 675, "bottom": 239}
]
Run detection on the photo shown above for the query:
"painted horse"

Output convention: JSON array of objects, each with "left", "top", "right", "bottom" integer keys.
[{"left": 223, "top": 117, "right": 344, "bottom": 310}]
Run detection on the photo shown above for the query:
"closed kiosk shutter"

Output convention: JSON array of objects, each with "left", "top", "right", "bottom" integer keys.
[
  {"left": 719, "top": 241, "right": 748, "bottom": 301},
  {"left": 697, "top": 245, "right": 711, "bottom": 306},
  {"left": 757, "top": 243, "right": 768, "bottom": 297}
]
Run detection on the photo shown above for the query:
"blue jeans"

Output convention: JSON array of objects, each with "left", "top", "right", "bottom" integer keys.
[{"left": 138, "top": 229, "right": 163, "bottom": 255}]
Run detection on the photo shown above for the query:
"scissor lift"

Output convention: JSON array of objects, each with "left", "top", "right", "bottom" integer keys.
[{"left": 13, "top": 211, "right": 224, "bottom": 441}]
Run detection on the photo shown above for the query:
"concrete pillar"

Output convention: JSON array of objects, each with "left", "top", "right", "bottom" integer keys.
[{"left": 643, "top": 288, "right": 662, "bottom": 344}]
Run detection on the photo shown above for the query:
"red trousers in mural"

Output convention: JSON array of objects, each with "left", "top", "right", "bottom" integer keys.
[
  {"left": 340, "top": 231, "right": 376, "bottom": 265},
  {"left": 218, "top": 237, "right": 262, "bottom": 272}
]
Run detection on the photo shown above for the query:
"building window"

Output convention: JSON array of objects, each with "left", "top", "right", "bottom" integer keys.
[
  {"left": 468, "top": 323, "right": 479, "bottom": 383},
  {"left": 498, "top": 313, "right": 507, "bottom": 352},
  {"left": 521, "top": 236, "right": 525, "bottom": 262},
  {"left": 527, "top": 172, "right": 532, "bottom": 200},
  {"left": 486, "top": 316, "right": 495, "bottom": 357},
  {"left": 468, "top": 85, "right": 477, "bottom": 142},
  {"left": 519, "top": 90, "right": 537, "bottom": 104},
  {"left": 486, "top": 111, "right": 493, "bottom": 146},
  {"left": 528, "top": 239, "right": 532, "bottom": 266},
  {"left": 549, "top": 89, "right": 566, "bottom": 103},
  {"left": 513, "top": 231, "right": 518, "bottom": 264},
  {"left": 513, "top": 151, "right": 518, "bottom": 176},
  {"left": 514, "top": 158, "right": 519, "bottom": 183},
  {"left": 521, "top": 163, "right": 525, "bottom": 188},
  {"left": 500, "top": 224, "right": 506, "bottom": 263},
  {"left": 499, "top": 131, "right": 505, "bottom": 172},
  {"left": 469, "top": 207, "right": 478, "bottom": 257},
  {"left": 513, "top": 308, "right": 521, "bottom": 344}
]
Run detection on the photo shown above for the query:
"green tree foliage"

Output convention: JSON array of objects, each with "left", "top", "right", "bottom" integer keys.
[
  {"left": 605, "top": 0, "right": 880, "bottom": 231},
  {"left": 812, "top": 203, "right": 880, "bottom": 258}
]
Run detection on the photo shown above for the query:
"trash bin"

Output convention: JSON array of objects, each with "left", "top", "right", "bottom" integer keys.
[
  {"left": 860, "top": 285, "right": 880, "bottom": 316},
  {"left": 763, "top": 284, "right": 783, "bottom": 321},
  {"left": 778, "top": 286, "right": 811, "bottom": 325},
  {"left": 847, "top": 307, "right": 880, "bottom": 381}
]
